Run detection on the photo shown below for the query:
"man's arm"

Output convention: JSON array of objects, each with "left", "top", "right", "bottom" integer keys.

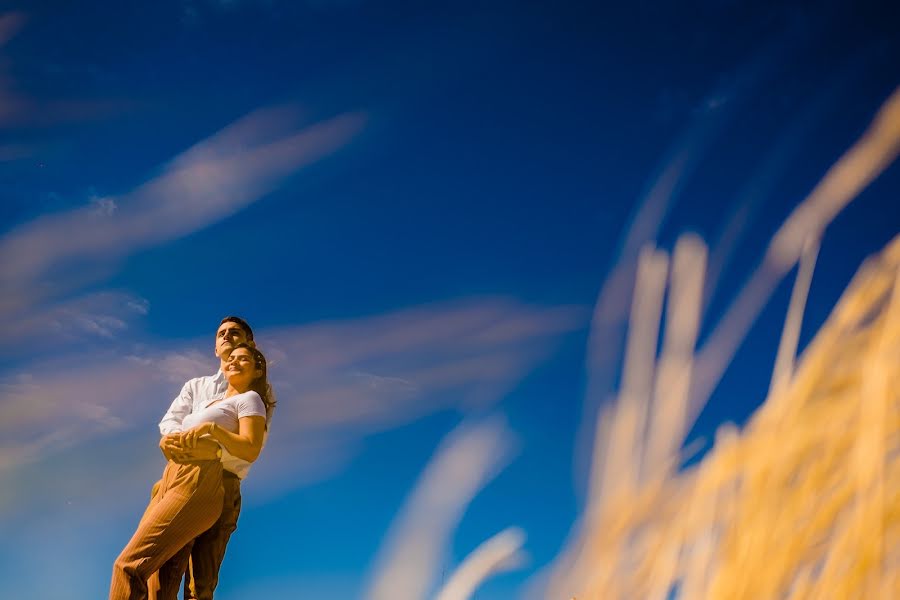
[
  {"left": 159, "top": 380, "right": 209, "bottom": 461},
  {"left": 159, "top": 381, "right": 195, "bottom": 435}
]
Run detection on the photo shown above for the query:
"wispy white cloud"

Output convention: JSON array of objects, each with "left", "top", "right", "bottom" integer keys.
[
  {"left": 256, "top": 299, "right": 584, "bottom": 435},
  {"left": 2, "top": 290, "right": 150, "bottom": 356},
  {"left": 144, "top": 350, "right": 218, "bottom": 385},
  {"left": 0, "top": 106, "right": 365, "bottom": 312},
  {"left": 0, "top": 101, "right": 365, "bottom": 361},
  {"left": 0, "top": 298, "right": 584, "bottom": 523},
  {"left": 89, "top": 196, "right": 118, "bottom": 217},
  {"left": 0, "top": 358, "right": 150, "bottom": 449}
]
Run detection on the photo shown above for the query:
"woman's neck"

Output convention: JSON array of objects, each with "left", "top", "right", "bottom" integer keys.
[{"left": 225, "top": 382, "right": 251, "bottom": 398}]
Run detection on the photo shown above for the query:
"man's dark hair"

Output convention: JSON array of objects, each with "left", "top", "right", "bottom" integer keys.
[{"left": 219, "top": 315, "right": 254, "bottom": 341}]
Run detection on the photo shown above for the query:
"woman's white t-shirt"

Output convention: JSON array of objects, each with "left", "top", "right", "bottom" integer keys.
[{"left": 182, "top": 390, "right": 266, "bottom": 433}]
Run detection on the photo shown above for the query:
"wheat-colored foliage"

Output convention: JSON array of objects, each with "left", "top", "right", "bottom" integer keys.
[
  {"left": 547, "top": 87, "right": 900, "bottom": 600},
  {"left": 552, "top": 233, "right": 900, "bottom": 600}
]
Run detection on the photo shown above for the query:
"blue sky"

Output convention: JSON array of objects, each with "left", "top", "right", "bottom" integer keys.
[{"left": 1, "top": 1, "right": 899, "bottom": 598}]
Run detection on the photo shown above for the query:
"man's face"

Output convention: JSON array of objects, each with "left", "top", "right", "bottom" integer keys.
[{"left": 215, "top": 321, "right": 249, "bottom": 359}]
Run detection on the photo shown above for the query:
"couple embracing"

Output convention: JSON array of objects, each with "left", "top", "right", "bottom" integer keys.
[{"left": 109, "top": 316, "right": 275, "bottom": 600}]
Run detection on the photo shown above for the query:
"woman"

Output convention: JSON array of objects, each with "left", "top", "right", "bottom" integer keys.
[{"left": 110, "top": 343, "right": 270, "bottom": 600}]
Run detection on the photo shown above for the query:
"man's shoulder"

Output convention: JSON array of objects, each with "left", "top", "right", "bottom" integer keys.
[{"left": 182, "top": 372, "right": 223, "bottom": 389}]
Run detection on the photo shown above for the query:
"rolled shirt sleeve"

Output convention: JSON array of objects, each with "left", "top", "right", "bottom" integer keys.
[{"left": 158, "top": 381, "right": 194, "bottom": 435}]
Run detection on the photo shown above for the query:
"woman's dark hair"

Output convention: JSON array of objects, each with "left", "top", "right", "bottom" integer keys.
[
  {"left": 219, "top": 315, "right": 254, "bottom": 341},
  {"left": 230, "top": 342, "right": 274, "bottom": 415}
]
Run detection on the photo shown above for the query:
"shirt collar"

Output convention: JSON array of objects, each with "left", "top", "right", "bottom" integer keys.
[{"left": 200, "top": 370, "right": 227, "bottom": 409}]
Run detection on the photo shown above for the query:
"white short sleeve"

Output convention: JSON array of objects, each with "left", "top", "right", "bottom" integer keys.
[{"left": 236, "top": 391, "right": 267, "bottom": 420}]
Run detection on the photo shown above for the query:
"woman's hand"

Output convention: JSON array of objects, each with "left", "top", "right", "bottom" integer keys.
[{"left": 180, "top": 423, "right": 214, "bottom": 449}]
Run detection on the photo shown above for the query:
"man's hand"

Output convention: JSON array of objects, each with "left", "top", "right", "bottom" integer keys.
[
  {"left": 160, "top": 434, "right": 183, "bottom": 461},
  {"left": 161, "top": 431, "right": 220, "bottom": 462}
]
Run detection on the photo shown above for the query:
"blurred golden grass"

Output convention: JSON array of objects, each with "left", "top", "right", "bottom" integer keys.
[
  {"left": 548, "top": 86, "right": 900, "bottom": 600},
  {"left": 549, "top": 242, "right": 900, "bottom": 600}
]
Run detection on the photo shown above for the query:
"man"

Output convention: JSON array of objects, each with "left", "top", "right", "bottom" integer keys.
[{"left": 152, "top": 316, "right": 274, "bottom": 600}]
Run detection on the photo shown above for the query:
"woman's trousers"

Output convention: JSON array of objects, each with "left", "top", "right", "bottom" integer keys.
[{"left": 109, "top": 460, "right": 224, "bottom": 600}]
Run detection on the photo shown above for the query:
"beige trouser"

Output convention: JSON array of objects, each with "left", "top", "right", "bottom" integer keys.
[
  {"left": 150, "top": 473, "right": 242, "bottom": 600},
  {"left": 109, "top": 460, "right": 224, "bottom": 600}
]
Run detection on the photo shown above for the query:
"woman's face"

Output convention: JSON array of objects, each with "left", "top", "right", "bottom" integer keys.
[{"left": 223, "top": 347, "right": 262, "bottom": 389}]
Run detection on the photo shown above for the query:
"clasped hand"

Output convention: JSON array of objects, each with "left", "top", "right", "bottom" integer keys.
[{"left": 160, "top": 423, "right": 219, "bottom": 462}]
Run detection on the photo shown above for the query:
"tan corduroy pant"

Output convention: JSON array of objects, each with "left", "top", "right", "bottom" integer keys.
[
  {"left": 149, "top": 473, "right": 242, "bottom": 600},
  {"left": 109, "top": 460, "right": 224, "bottom": 600}
]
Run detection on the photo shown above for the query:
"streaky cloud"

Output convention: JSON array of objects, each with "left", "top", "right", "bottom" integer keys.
[
  {"left": 0, "top": 107, "right": 366, "bottom": 317},
  {"left": 0, "top": 298, "right": 583, "bottom": 523}
]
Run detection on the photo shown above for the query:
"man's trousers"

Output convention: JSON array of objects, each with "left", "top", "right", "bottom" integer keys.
[{"left": 109, "top": 460, "right": 224, "bottom": 600}]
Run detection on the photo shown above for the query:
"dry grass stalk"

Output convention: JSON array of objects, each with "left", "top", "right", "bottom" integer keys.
[
  {"left": 552, "top": 236, "right": 900, "bottom": 600},
  {"left": 548, "top": 87, "right": 900, "bottom": 600}
]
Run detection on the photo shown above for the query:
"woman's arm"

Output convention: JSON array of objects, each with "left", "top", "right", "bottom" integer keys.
[{"left": 181, "top": 416, "right": 266, "bottom": 463}]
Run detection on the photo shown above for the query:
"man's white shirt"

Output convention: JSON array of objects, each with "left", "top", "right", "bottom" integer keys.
[{"left": 159, "top": 370, "right": 273, "bottom": 480}]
